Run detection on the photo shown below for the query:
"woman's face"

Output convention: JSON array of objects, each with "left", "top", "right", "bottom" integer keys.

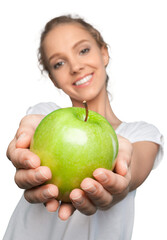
[{"left": 43, "top": 23, "right": 109, "bottom": 105}]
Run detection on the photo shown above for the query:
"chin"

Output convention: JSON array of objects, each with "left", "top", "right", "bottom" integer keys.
[{"left": 71, "top": 84, "right": 106, "bottom": 106}]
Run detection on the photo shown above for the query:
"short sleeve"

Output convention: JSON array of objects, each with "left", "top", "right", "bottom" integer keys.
[
  {"left": 26, "top": 102, "right": 60, "bottom": 115},
  {"left": 116, "top": 121, "right": 164, "bottom": 169}
]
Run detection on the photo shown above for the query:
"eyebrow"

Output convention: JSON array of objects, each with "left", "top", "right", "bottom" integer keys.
[{"left": 48, "top": 39, "right": 89, "bottom": 62}]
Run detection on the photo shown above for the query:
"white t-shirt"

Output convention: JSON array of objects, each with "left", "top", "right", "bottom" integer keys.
[{"left": 3, "top": 102, "right": 164, "bottom": 240}]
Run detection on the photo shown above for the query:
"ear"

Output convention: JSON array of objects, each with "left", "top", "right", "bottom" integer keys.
[
  {"left": 101, "top": 46, "right": 109, "bottom": 67},
  {"left": 49, "top": 73, "right": 61, "bottom": 89}
]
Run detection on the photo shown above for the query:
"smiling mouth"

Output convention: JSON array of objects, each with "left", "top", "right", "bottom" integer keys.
[{"left": 73, "top": 74, "right": 93, "bottom": 86}]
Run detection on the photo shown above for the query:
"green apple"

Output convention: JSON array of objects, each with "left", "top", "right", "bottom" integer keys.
[{"left": 30, "top": 104, "right": 118, "bottom": 202}]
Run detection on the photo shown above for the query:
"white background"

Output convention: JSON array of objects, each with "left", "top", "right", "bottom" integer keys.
[{"left": 0, "top": 0, "right": 166, "bottom": 239}]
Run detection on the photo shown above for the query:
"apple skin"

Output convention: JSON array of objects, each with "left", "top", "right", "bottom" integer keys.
[{"left": 30, "top": 107, "right": 118, "bottom": 202}]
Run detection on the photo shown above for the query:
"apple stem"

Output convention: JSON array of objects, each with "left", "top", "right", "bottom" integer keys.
[{"left": 83, "top": 100, "right": 88, "bottom": 122}]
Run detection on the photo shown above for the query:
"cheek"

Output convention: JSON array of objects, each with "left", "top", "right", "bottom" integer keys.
[
  {"left": 91, "top": 52, "right": 106, "bottom": 69},
  {"left": 96, "top": 58, "right": 107, "bottom": 77},
  {"left": 50, "top": 70, "right": 67, "bottom": 87},
  {"left": 51, "top": 78, "right": 60, "bottom": 89},
  {"left": 49, "top": 73, "right": 61, "bottom": 89}
]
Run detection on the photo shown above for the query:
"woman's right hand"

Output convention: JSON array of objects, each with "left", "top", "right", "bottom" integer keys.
[{"left": 7, "top": 115, "right": 76, "bottom": 220}]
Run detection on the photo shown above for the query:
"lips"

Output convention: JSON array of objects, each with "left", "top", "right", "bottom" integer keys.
[{"left": 73, "top": 74, "right": 93, "bottom": 86}]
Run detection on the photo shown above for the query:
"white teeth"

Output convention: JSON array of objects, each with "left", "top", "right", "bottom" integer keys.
[{"left": 75, "top": 74, "right": 92, "bottom": 86}]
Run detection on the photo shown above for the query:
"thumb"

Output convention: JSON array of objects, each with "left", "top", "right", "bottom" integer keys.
[
  {"left": 15, "top": 114, "right": 45, "bottom": 148},
  {"left": 16, "top": 133, "right": 32, "bottom": 148},
  {"left": 114, "top": 156, "right": 128, "bottom": 176},
  {"left": 114, "top": 135, "right": 132, "bottom": 176}
]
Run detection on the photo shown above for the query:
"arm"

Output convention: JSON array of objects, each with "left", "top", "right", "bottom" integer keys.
[
  {"left": 7, "top": 116, "right": 159, "bottom": 220},
  {"left": 7, "top": 115, "right": 75, "bottom": 220},
  {"left": 69, "top": 137, "right": 159, "bottom": 214},
  {"left": 129, "top": 141, "right": 159, "bottom": 191}
]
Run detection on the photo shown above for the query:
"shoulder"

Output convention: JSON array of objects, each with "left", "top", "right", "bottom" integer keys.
[
  {"left": 116, "top": 121, "right": 163, "bottom": 144},
  {"left": 26, "top": 102, "right": 60, "bottom": 115}
]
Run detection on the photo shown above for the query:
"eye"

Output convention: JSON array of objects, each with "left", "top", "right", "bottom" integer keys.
[
  {"left": 80, "top": 48, "right": 90, "bottom": 55},
  {"left": 53, "top": 61, "right": 65, "bottom": 70}
]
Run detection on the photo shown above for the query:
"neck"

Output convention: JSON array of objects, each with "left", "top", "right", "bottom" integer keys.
[{"left": 71, "top": 89, "right": 122, "bottom": 130}]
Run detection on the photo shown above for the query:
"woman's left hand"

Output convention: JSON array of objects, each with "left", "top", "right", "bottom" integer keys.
[
  {"left": 46, "top": 135, "right": 132, "bottom": 220},
  {"left": 69, "top": 135, "right": 133, "bottom": 215}
]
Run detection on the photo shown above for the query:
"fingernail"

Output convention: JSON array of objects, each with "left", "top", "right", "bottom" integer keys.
[
  {"left": 123, "top": 163, "right": 128, "bottom": 175},
  {"left": 124, "top": 163, "right": 128, "bottom": 170},
  {"left": 71, "top": 194, "right": 83, "bottom": 205},
  {"left": 35, "top": 169, "right": 49, "bottom": 181},
  {"left": 93, "top": 171, "right": 107, "bottom": 182},
  {"left": 43, "top": 188, "right": 55, "bottom": 199},
  {"left": 82, "top": 184, "right": 96, "bottom": 194},
  {"left": 17, "top": 133, "right": 26, "bottom": 142},
  {"left": 25, "top": 160, "right": 37, "bottom": 168}
]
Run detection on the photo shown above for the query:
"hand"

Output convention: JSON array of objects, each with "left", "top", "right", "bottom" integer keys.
[
  {"left": 46, "top": 135, "right": 133, "bottom": 218},
  {"left": 7, "top": 115, "right": 46, "bottom": 188},
  {"left": 7, "top": 117, "right": 132, "bottom": 220},
  {"left": 7, "top": 114, "right": 75, "bottom": 220},
  {"left": 69, "top": 135, "right": 132, "bottom": 215}
]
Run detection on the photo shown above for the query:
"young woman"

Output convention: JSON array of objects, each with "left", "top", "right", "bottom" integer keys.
[{"left": 4, "top": 15, "right": 163, "bottom": 240}]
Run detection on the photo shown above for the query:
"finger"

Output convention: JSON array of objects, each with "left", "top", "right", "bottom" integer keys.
[
  {"left": 81, "top": 178, "right": 113, "bottom": 210},
  {"left": 7, "top": 115, "right": 44, "bottom": 165},
  {"left": 70, "top": 189, "right": 97, "bottom": 215},
  {"left": 15, "top": 114, "right": 45, "bottom": 148},
  {"left": 9, "top": 146, "right": 40, "bottom": 169},
  {"left": 24, "top": 184, "right": 58, "bottom": 203},
  {"left": 93, "top": 168, "right": 130, "bottom": 195},
  {"left": 114, "top": 136, "right": 133, "bottom": 176},
  {"left": 15, "top": 166, "right": 52, "bottom": 189},
  {"left": 15, "top": 133, "right": 33, "bottom": 149},
  {"left": 58, "top": 203, "right": 76, "bottom": 221},
  {"left": 114, "top": 151, "right": 129, "bottom": 176},
  {"left": 44, "top": 199, "right": 60, "bottom": 212}
]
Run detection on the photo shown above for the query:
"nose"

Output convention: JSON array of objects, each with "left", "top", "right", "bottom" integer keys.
[{"left": 69, "top": 57, "right": 84, "bottom": 74}]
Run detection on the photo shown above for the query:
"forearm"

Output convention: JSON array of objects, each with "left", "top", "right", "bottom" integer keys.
[{"left": 129, "top": 141, "right": 159, "bottom": 191}]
